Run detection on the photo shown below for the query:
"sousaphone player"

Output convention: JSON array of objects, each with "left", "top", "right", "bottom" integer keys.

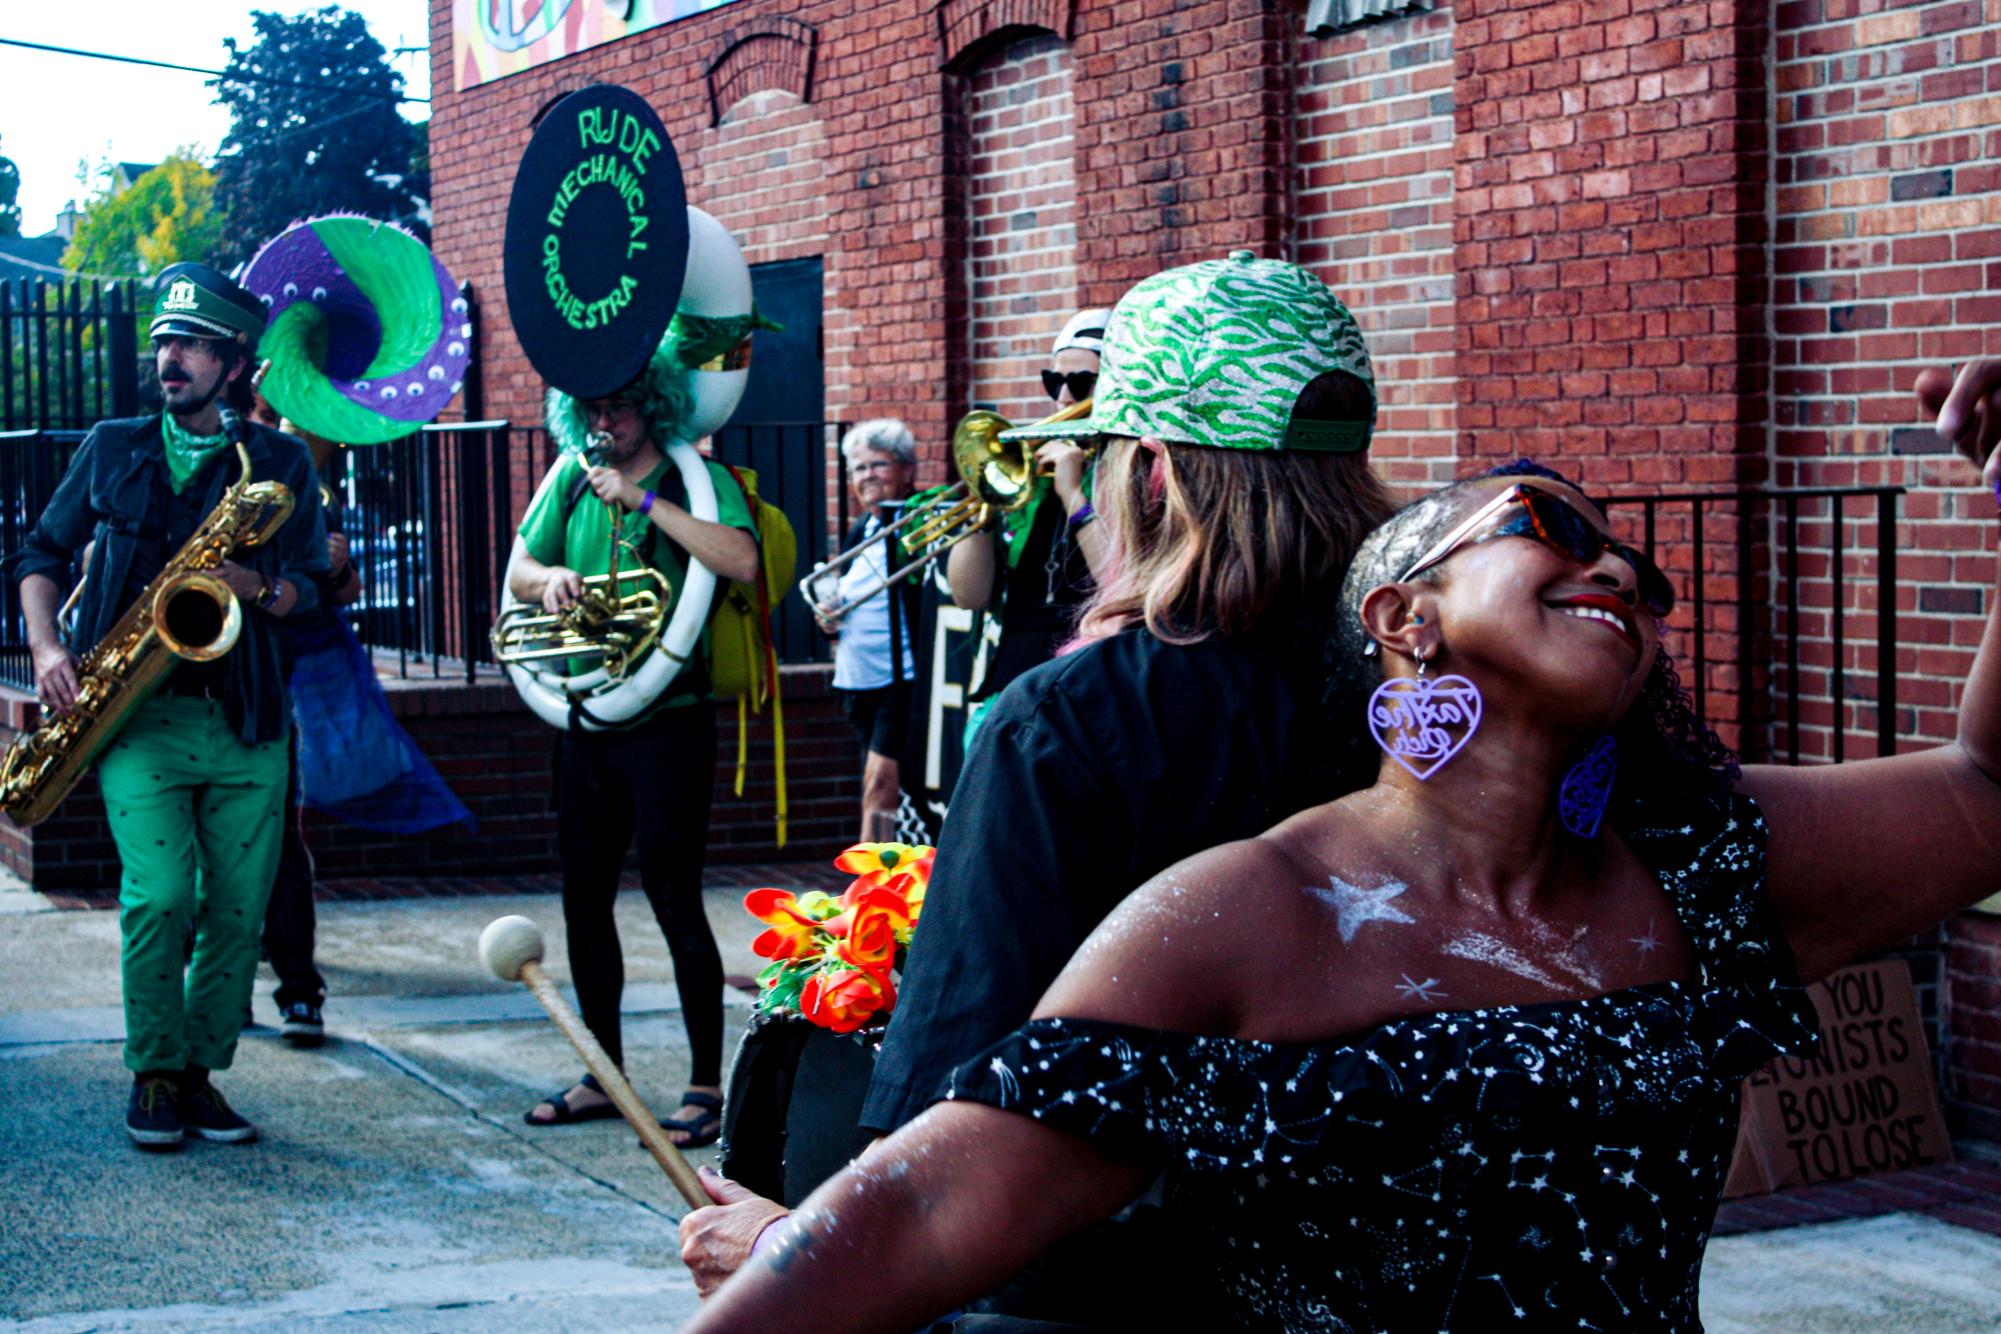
[{"left": 495, "top": 86, "right": 764, "bottom": 1149}]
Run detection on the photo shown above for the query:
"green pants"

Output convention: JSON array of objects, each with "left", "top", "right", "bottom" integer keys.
[{"left": 98, "top": 695, "right": 288, "bottom": 1074}]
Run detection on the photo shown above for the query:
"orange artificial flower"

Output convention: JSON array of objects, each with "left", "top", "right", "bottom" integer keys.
[
  {"left": 799, "top": 964, "right": 896, "bottom": 1034},
  {"left": 840, "top": 894, "right": 904, "bottom": 971},
  {"left": 744, "top": 888, "right": 832, "bottom": 961},
  {"left": 835, "top": 842, "right": 934, "bottom": 897}
]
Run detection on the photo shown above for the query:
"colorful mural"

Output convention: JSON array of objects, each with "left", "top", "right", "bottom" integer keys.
[{"left": 453, "top": 0, "right": 742, "bottom": 90}]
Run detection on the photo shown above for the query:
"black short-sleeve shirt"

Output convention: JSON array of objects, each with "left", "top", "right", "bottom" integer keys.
[{"left": 861, "top": 625, "right": 1340, "bottom": 1134}]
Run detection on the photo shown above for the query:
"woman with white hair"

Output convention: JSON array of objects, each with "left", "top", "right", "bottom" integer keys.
[
  {"left": 946, "top": 309, "right": 1114, "bottom": 742},
  {"left": 821, "top": 418, "right": 920, "bottom": 840}
]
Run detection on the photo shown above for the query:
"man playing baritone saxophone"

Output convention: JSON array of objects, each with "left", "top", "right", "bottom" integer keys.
[{"left": 6, "top": 263, "right": 328, "bottom": 1150}]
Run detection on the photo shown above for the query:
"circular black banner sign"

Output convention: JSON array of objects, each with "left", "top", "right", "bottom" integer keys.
[{"left": 502, "top": 84, "right": 688, "bottom": 400}]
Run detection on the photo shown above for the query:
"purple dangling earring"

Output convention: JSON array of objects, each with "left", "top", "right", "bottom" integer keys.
[
  {"left": 1557, "top": 735, "right": 1618, "bottom": 839},
  {"left": 1366, "top": 630, "right": 1484, "bottom": 781}
]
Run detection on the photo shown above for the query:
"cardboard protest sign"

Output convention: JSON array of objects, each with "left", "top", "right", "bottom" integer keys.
[
  {"left": 1723, "top": 957, "right": 1952, "bottom": 1198},
  {"left": 502, "top": 84, "right": 688, "bottom": 401}
]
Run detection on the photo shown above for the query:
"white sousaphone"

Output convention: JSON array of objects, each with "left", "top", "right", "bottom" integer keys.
[{"left": 497, "top": 207, "right": 753, "bottom": 731}]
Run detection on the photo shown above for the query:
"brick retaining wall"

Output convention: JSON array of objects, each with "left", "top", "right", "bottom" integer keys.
[{"left": 0, "top": 663, "right": 859, "bottom": 892}]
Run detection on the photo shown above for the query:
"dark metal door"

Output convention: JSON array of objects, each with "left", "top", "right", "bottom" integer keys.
[{"left": 715, "top": 257, "right": 825, "bottom": 663}]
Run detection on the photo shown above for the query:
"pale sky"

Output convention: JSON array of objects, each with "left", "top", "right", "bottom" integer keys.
[{"left": 1, "top": 1, "right": 432, "bottom": 241}]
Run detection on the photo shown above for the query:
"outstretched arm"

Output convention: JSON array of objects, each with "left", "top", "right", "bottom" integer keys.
[
  {"left": 1747, "top": 364, "right": 2001, "bottom": 980},
  {"left": 683, "top": 1102, "right": 1155, "bottom": 1333},
  {"left": 689, "top": 841, "right": 1280, "bottom": 1326}
]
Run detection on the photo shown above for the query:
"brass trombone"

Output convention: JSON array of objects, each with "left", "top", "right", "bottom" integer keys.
[{"left": 806, "top": 398, "right": 1093, "bottom": 624}]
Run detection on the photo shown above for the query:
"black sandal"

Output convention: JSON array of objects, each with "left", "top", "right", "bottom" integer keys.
[
  {"left": 659, "top": 1090, "right": 723, "bottom": 1148},
  {"left": 523, "top": 1074, "right": 620, "bottom": 1126}
]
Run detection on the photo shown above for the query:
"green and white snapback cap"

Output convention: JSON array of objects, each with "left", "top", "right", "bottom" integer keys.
[{"left": 1004, "top": 251, "right": 1375, "bottom": 452}]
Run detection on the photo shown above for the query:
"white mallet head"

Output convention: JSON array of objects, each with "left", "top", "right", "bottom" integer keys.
[{"left": 480, "top": 915, "right": 546, "bottom": 982}]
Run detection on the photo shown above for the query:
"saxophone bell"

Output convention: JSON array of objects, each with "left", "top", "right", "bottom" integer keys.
[{"left": 0, "top": 441, "right": 295, "bottom": 828}]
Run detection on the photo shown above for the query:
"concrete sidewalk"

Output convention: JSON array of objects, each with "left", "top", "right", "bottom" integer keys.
[
  {"left": 0, "top": 884, "right": 760, "bottom": 1331},
  {"left": 5, "top": 880, "right": 2001, "bottom": 1331}
]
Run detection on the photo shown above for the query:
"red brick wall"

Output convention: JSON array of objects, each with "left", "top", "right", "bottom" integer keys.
[
  {"left": 1295, "top": 7, "right": 1459, "bottom": 489},
  {"left": 1948, "top": 913, "right": 2001, "bottom": 1138},
  {"left": 1069, "top": 1, "right": 1296, "bottom": 305},
  {"left": 1450, "top": 0, "right": 1771, "bottom": 749},
  {"left": 1452, "top": 0, "right": 1769, "bottom": 489},
  {"left": 0, "top": 671, "right": 860, "bottom": 891},
  {"left": 426, "top": 0, "right": 1308, "bottom": 492},
  {"left": 965, "top": 32, "right": 1080, "bottom": 424},
  {"left": 1771, "top": 0, "right": 2001, "bottom": 760}
]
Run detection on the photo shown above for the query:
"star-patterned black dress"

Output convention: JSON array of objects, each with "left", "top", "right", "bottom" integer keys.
[{"left": 940, "top": 791, "right": 1819, "bottom": 1332}]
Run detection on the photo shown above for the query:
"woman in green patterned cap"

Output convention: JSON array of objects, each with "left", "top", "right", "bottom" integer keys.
[{"left": 681, "top": 252, "right": 1394, "bottom": 1309}]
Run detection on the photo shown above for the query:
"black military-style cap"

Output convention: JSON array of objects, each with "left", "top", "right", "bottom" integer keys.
[{"left": 150, "top": 262, "right": 268, "bottom": 346}]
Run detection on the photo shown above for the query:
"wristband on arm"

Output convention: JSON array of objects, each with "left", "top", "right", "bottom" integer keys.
[{"left": 748, "top": 1214, "right": 794, "bottom": 1261}]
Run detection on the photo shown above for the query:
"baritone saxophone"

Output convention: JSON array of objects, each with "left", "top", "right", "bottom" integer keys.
[{"left": 0, "top": 439, "right": 295, "bottom": 827}]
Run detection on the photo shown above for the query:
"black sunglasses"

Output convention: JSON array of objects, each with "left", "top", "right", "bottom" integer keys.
[
  {"left": 1403, "top": 484, "right": 1676, "bottom": 617},
  {"left": 1041, "top": 369, "right": 1098, "bottom": 402}
]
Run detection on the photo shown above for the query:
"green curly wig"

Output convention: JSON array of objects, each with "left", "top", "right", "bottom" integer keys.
[
  {"left": 544, "top": 310, "right": 777, "bottom": 455},
  {"left": 544, "top": 340, "right": 694, "bottom": 456}
]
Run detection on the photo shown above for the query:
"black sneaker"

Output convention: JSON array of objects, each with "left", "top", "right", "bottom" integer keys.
[
  {"left": 279, "top": 1001, "right": 324, "bottom": 1048},
  {"left": 180, "top": 1078, "right": 257, "bottom": 1144},
  {"left": 126, "top": 1076, "right": 183, "bottom": 1150}
]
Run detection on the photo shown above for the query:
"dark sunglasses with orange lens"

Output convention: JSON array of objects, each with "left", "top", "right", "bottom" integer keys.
[{"left": 1403, "top": 485, "right": 1676, "bottom": 617}]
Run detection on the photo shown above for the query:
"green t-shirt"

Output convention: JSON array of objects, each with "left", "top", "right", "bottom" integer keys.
[{"left": 517, "top": 452, "right": 757, "bottom": 715}]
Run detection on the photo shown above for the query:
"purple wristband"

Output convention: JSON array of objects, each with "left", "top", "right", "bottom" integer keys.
[
  {"left": 640, "top": 489, "right": 657, "bottom": 515},
  {"left": 1067, "top": 501, "right": 1096, "bottom": 528},
  {"left": 749, "top": 1215, "right": 794, "bottom": 1260}
]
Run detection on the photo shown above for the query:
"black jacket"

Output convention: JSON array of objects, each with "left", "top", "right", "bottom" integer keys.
[
  {"left": 861, "top": 627, "right": 1340, "bottom": 1133},
  {"left": 6, "top": 414, "right": 330, "bottom": 744}
]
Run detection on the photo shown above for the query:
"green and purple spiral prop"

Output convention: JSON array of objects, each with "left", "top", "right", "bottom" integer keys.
[{"left": 243, "top": 216, "right": 471, "bottom": 444}]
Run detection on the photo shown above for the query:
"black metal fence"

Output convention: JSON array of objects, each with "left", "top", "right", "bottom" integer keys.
[
  {"left": 334, "top": 419, "right": 847, "bottom": 676},
  {"left": 0, "top": 414, "right": 1910, "bottom": 762},
  {"left": 711, "top": 421, "right": 841, "bottom": 666},
  {"left": 1, "top": 279, "right": 141, "bottom": 432},
  {"left": 1600, "top": 486, "right": 1903, "bottom": 765},
  {"left": 0, "top": 429, "right": 84, "bottom": 689},
  {"left": 339, "top": 422, "right": 516, "bottom": 684}
]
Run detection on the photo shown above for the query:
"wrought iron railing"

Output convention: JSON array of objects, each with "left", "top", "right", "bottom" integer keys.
[
  {"left": 342, "top": 419, "right": 847, "bottom": 676},
  {"left": 0, "top": 424, "right": 1911, "bottom": 760},
  {"left": 0, "top": 279, "right": 142, "bottom": 432},
  {"left": 1600, "top": 486, "right": 1903, "bottom": 765}
]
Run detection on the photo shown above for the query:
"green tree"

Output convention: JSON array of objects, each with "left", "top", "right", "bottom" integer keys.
[
  {"left": 62, "top": 151, "right": 223, "bottom": 277},
  {"left": 210, "top": 7, "right": 425, "bottom": 264},
  {"left": 0, "top": 138, "right": 21, "bottom": 238}
]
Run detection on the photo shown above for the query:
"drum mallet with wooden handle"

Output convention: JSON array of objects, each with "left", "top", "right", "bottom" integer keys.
[{"left": 479, "top": 914, "right": 708, "bottom": 1208}]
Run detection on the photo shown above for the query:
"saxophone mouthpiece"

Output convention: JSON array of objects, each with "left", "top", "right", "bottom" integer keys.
[{"left": 585, "top": 430, "right": 614, "bottom": 467}]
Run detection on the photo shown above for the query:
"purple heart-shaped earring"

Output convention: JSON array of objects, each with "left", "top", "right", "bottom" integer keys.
[
  {"left": 1367, "top": 647, "right": 1483, "bottom": 781},
  {"left": 1558, "top": 735, "right": 1618, "bottom": 838}
]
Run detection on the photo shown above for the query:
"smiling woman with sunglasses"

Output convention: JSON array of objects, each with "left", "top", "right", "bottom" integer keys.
[{"left": 685, "top": 420, "right": 2001, "bottom": 1330}]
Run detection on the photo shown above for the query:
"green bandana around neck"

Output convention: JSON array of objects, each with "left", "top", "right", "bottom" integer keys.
[{"left": 160, "top": 412, "right": 234, "bottom": 495}]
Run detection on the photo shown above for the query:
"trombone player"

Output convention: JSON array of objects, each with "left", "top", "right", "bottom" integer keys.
[
  {"left": 7, "top": 263, "right": 327, "bottom": 1149},
  {"left": 819, "top": 420, "right": 920, "bottom": 843},
  {"left": 946, "top": 310, "right": 1114, "bottom": 743}
]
